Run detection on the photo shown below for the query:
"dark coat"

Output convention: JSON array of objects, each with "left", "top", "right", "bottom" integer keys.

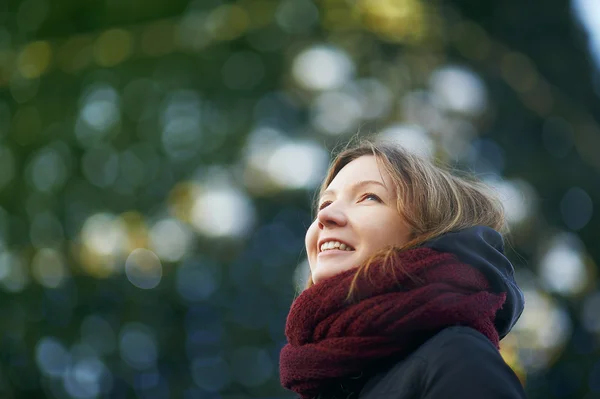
[
  {"left": 356, "top": 326, "right": 526, "bottom": 399},
  {"left": 318, "top": 227, "right": 527, "bottom": 399}
]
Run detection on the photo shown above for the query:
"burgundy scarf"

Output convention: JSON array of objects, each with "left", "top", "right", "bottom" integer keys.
[{"left": 279, "top": 247, "right": 507, "bottom": 399}]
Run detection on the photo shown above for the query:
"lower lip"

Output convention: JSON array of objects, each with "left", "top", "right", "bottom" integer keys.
[{"left": 318, "top": 249, "right": 354, "bottom": 258}]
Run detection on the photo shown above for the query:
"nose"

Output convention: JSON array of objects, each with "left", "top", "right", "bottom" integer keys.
[{"left": 317, "top": 203, "right": 347, "bottom": 229}]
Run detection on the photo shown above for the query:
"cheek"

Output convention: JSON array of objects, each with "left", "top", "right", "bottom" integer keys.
[
  {"left": 358, "top": 217, "right": 402, "bottom": 249},
  {"left": 305, "top": 220, "right": 318, "bottom": 252},
  {"left": 372, "top": 217, "right": 409, "bottom": 248}
]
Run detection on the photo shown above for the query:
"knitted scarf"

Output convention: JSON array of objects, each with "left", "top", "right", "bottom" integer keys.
[{"left": 279, "top": 247, "right": 507, "bottom": 399}]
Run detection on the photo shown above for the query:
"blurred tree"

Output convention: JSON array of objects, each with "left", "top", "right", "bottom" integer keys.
[{"left": 0, "top": 0, "right": 599, "bottom": 398}]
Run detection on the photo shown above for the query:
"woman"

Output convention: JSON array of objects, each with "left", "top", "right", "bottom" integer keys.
[{"left": 279, "top": 139, "right": 526, "bottom": 399}]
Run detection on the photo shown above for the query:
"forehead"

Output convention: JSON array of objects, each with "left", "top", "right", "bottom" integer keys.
[{"left": 325, "top": 155, "right": 390, "bottom": 191}]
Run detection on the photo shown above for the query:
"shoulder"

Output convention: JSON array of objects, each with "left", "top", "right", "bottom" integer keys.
[
  {"left": 359, "top": 327, "right": 526, "bottom": 398},
  {"left": 415, "top": 326, "right": 526, "bottom": 398},
  {"left": 380, "top": 326, "right": 505, "bottom": 381},
  {"left": 412, "top": 326, "right": 515, "bottom": 378},
  {"left": 415, "top": 325, "right": 499, "bottom": 360}
]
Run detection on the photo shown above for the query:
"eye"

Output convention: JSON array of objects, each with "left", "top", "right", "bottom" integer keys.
[
  {"left": 362, "top": 193, "right": 381, "bottom": 202},
  {"left": 318, "top": 200, "right": 332, "bottom": 210}
]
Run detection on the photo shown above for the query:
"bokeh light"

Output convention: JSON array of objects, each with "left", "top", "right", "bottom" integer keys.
[
  {"left": 276, "top": 0, "right": 319, "bottom": 34},
  {"left": 80, "top": 86, "right": 120, "bottom": 133},
  {"left": 430, "top": 65, "right": 488, "bottom": 116},
  {"left": 191, "top": 184, "right": 255, "bottom": 239},
  {"left": 119, "top": 323, "right": 158, "bottom": 370},
  {"left": 292, "top": 45, "right": 354, "bottom": 91},
  {"left": 190, "top": 356, "right": 230, "bottom": 392},
  {"left": 510, "top": 271, "right": 573, "bottom": 372},
  {"left": 81, "top": 213, "right": 128, "bottom": 257},
  {"left": 176, "top": 258, "right": 220, "bottom": 302},
  {"left": 560, "top": 187, "right": 593, "bottom": 231},
  {"left": 17, "top": 40, "right": 51, "bottom": 79},
  {"left": 311, "top": 90, "right": 363, "bottom": 135},
  {"left": 538, "top": 233, "right": 592, "bottom": 296},
  {"left": 0, "top": 251, "right": 28, "bottom": 292},
  {"left": 266, "top": 141, "right": 330, "bottom": 189},
  {"left": 161, "top": 90, "right": 203, "bottom": 160},
  {"left": 243, "top": 127, "right": 329, "bottom": 193},
  {"left": 36, "top": 337, "right": 70, "bottom": 378},
  {"left": 93, "top": 29, "right": 132, "bottom": 67},
  {"left": 31, "top": 248, "right": 68, "bottom": 288},
  {"left": 63, "top": 356, "right": 111, "bottom": 399},
  {"left": 26, "top": 144, "right": 70, "bottom": 193},
  {"left": 149, "top": 218, "right": 193, "bottom": 262},
  {"left": 485, "top": 177, "right": 537, "bottom": 226},
  {"left": 125, "top": 248, "right": 163, "bottom": 290},
  {"left": 377, "top": 124, "right": 435, "bottom": 159}
]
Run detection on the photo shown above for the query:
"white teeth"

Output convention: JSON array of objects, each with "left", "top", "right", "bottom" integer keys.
[{"left": 320, "top": 240, "right": 354, "bottom": 252}]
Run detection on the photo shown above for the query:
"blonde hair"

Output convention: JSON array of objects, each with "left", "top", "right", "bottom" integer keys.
[{"left": 306, "top": 137, "right": 507, "bottom": 301}]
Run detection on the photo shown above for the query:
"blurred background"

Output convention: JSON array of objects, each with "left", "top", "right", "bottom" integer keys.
[{"left": 0, "top": 0, "right": 600, "bottom": 398}]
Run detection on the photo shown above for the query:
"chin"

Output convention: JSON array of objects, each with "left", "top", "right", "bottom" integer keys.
[
  {"left": 311, "top": 267, "right": 335, "bottom": 285},
  {"left": 311, "top": 263, "right": 354, "bottom": 285}
]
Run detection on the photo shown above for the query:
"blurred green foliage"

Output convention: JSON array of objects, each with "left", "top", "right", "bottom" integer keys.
[{"left": 0, "top": 0, "right": 599, "bottom": 398}]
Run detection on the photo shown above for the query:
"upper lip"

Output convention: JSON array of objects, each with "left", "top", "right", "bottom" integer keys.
[{"left": 318, "top": 237, "right": 354, "bottom": 252}]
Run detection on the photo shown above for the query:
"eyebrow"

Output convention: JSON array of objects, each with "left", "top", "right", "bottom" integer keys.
[{"left": 320, "top": 180, "right": 388, "bottom": 199}]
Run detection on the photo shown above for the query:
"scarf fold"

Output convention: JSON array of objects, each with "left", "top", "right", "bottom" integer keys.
[{"left": 279, "top": 247, "right": 507, "bottom": 399}]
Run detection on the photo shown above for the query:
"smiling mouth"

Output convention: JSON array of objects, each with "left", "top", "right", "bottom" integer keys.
[
  {"left": 318, "top": 249, "right": 354, "bottom": 255},
  {"left": 319, "top": 241, "right": 356, "bottom": 254}
]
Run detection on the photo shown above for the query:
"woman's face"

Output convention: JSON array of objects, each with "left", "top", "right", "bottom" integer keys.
[{"left": 305, "top": 155, "right": 412, "bottom": 284}]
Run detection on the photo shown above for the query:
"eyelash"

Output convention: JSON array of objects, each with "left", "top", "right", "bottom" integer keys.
[{"left": 318, "top": 193, "right": 381, "bottom": 210}]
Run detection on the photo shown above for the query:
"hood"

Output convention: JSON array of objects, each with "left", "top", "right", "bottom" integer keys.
[{"left": 422, "top": 225, "right": 524, "bottom": 339}]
